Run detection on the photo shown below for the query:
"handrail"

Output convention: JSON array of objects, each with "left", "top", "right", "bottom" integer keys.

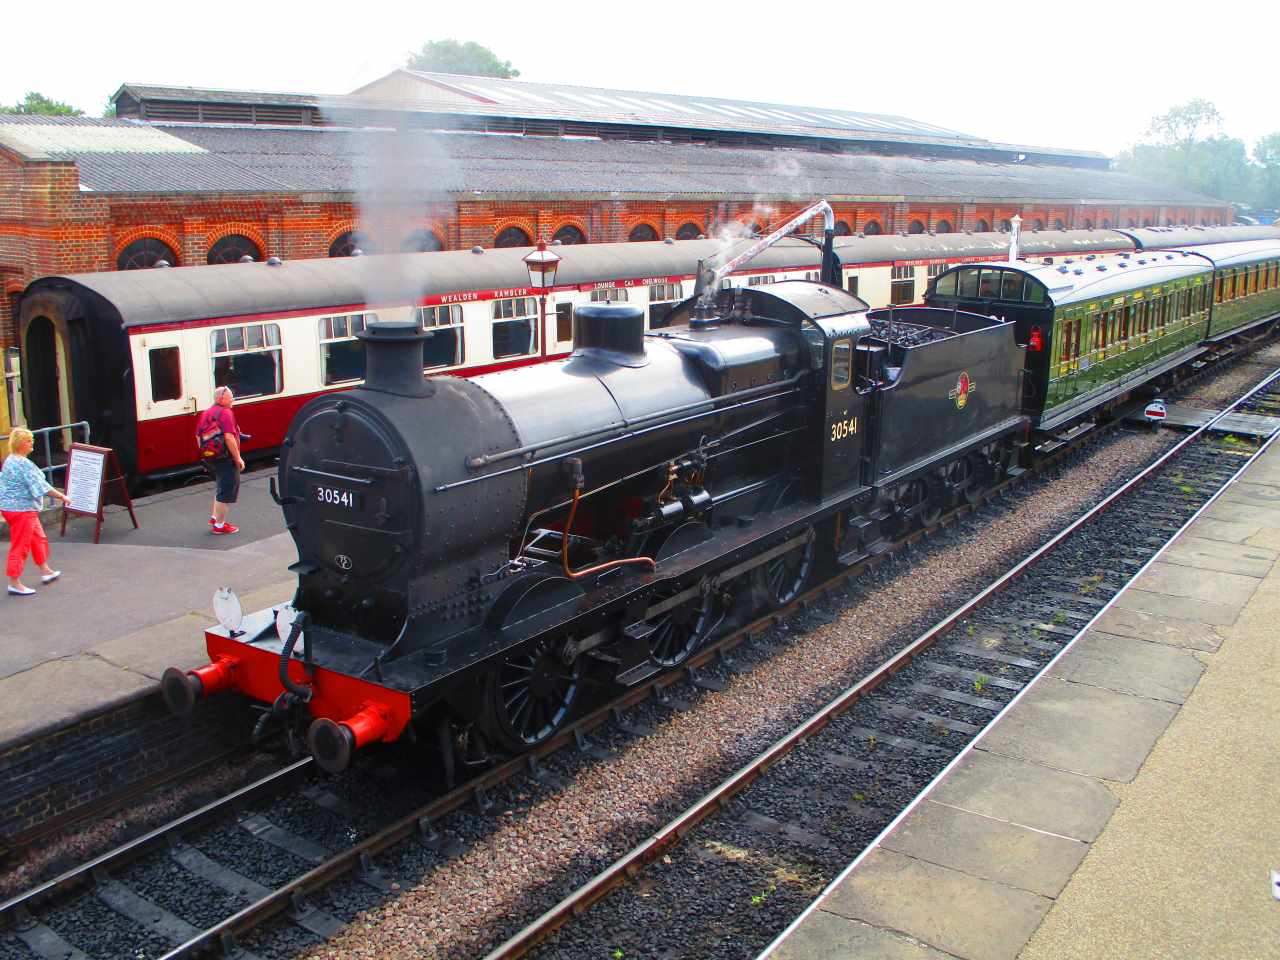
[{"left": 21, "top": 421, "right": 91, "bottom": 482}]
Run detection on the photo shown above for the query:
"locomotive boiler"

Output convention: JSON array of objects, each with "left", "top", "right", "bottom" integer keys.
[{"left": 163, "top": 207, "right": 1030, "bottom": 775}]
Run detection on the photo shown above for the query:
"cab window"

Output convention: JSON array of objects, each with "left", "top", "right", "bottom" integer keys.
[{"left": 831, "top": 339, "right": 852, "bottom": 390}]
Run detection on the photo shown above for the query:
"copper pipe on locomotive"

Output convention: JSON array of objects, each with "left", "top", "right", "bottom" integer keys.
[{"left": 560, "top": 456, "right": 656, "bottom": 581}]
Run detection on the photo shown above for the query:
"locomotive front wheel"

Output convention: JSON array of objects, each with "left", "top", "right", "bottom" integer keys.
[
  {"left": 759, "top": 526, "right": 816, "bottom": 609},
  {"left": 483, "top": 638, "right": 584, "bottom": 751},
  {"left": 646, "top": 584, "right": 715, "bottom": 669}
]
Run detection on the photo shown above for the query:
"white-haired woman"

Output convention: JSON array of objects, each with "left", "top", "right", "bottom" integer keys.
[{"left": 1, "top": 428, "right": 70, "bottom": 596}]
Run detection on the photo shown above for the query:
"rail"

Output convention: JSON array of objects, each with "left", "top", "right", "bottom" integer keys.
[{"left": 483, "top": 361, "right": 1280, "bottom": 959}]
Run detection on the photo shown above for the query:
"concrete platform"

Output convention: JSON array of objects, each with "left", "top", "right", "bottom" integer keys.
[
  {"left": 0, "top": 467, "right": 295, "bottom": 749},
  {"left": 762, "top": 440, "right": 1280, "bottom": 960}
]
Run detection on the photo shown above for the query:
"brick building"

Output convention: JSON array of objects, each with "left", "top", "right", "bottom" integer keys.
[{"left": 0, "top": 71, "right": 1230, "bottom": 357}]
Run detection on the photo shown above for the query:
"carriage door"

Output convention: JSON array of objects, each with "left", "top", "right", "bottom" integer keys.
[
  {"left": 821, "top": 337, "right": 865, "bottom": 497},
  {"left": 138, "top": 336, "right": 192, "bottom": 421}
]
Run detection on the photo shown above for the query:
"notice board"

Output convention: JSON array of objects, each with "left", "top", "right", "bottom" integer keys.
[{"left": 60, "top": 443, "right": 138, "bottom": 543}]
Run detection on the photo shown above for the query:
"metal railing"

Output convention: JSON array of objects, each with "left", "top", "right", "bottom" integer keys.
[{"left": 24, "top": 421, "right": 91, "bottom": 482}]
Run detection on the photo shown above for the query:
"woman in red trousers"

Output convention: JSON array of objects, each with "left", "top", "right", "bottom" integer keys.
[{"left": 1, "top": 428, "right": 70, "bottom": 596}]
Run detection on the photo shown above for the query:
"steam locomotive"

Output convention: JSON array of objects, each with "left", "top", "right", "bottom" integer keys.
[
  {"left": 160, "top": 208, "right": 1280, "bottom": 776},
  {"left": 161, "top": 213, "right": 1029, "bottom": 773}
]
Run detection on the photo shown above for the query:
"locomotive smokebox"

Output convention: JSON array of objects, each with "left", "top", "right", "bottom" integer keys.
[
  {"left": 572, "top": 303, "right": 648, "bottom": 367},
  {"left": 357, "top": 321, "right": 434, "bottom": 397}
]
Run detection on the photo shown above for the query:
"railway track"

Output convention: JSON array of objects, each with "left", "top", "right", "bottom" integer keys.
[
  {"left": 491, "top": 366, "right": 1280, "bottom": 960},
  {"left": 2, "top": 353, "right": 1277, "bottom": 960}
]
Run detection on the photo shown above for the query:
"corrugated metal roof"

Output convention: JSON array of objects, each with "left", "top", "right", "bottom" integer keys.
[
  {"left": 0, "top": 117, "right": 1221, "bottom": 205},
  {"left": 393, "top": 70, "right": 974, "bottom": 139},
  {"left": 114, "top": 83, "right": 322, "bottom": 108}
]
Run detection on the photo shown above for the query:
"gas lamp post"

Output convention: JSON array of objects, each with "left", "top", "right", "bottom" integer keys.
[{"left": 523, "top": 241, "right": 561, "bottom": 357}]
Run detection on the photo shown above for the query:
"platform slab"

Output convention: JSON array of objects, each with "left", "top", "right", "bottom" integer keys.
[
  {"left": 1157, "top": 534, "right": 1277, "bottom": 577},
  {"left": 1087, "top": 604, "right": 1223, "bottom": 651},
  {"left": 767, "top": 913, "right": 953, "bottom": 960},
  {"left": 820, "top": 848, "right": 1052, "bottom": 960},
  {"left": 1110, "top": 586, "right": 1243, "bottom": 626},
  {"left": 925, "top": 750, "right": 1117, "bottom": 843},
  {"left": 881, "top": 800, "right": 1087, "bottom": 899},
  {"left": 1127, "top": 560, "right": 1260, "bottom": 607},
  {"left": 1047, "top": 631, "right": 1203, "bottom": 704},
  {"left": 979, "top": 678, "right": 1177, "bottom": 782},
  {"left": 0, "top": 656, "right": 155, "bottom": 744}
]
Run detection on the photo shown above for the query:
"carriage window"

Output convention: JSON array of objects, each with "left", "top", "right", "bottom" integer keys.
[
  {"left": 648, "top": 281, "right": 684, "bottom": 329},
  {"left": 1000, "top": 271, "right": 1022, "bottom": 300},
  {"left": 492, "top": 297, "right": 538, "bottom": 359},
  {"left": 747, "top": 275, "right": 776, "bottom": 286},
  {"left": 978, "top": 268, "right": 1003, "bottom": 299},
  {"left": 590, "top": 287, "right": 629, "bottom": 302},
  {"left": 957, "top": 268, "right": 980, "bottom": 298},
  {"left": 830, "top": 339, "right": 852, "bottom": 390},
  {"left": 148, "top": 347, "right": 181, "bottom": 402},
  {"left": 318, "top": 313, "right": 376, "bottom": 385},
  {"left": 846, "top": 275, "right": 860, "bottom": 297},
  {"left": 891, "top": 265, "right": 916, "bottom": 305},
  {"left": 1023, "top": 279, "right": 1047, "bottom": 304},
  {"left": 417, "top": 305, "right": 465, "bottom": 368},
  {"left": 211, "top": 323, "right": 282, "bottom": 398},
  {"left": 556, "top": 302, "right": 574, "bottom": 342},
  {"left": 933, "top": 271, "right": 957, "bottom": 296}
]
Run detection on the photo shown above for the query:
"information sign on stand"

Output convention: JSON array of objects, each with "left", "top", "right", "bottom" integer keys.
[{"left": 60, "top": 443, "right": 138, "bottom": 544}]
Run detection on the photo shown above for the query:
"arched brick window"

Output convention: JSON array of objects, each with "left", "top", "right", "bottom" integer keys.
[
  {"left": 402, "top": 229, "right": 443, "bottom": 252},
  {"left": 330, "top": 231, "right": 374, "bottom": 257},
  {"left": 1082, "top": 219, "right": 1095, "bottom": 230},
  {"left": 1142, "top": 218, "right": 1153, "bottom": 227},
  {"left": 1102, "top": 219, "right": 1113, "bottom": 229},
  {"left": 935, "top": 220, "right": 953, "bottom": 234},
  {"left": 495, "top": 226, "right": 531, "bottom": 248},
  {"left": 1053, "top": 219, "right": 1065, "bottom": 230},
  {"left": 974, "top": 219, "right": 990, "bottom": 232},
  {"left": 628, "top": 224, "right": 659, "bottom": 242},
  {"left": 207, "top": 234, "right": 262, "bottom": 264},
  {"left": 117, "top": 238, "right": 177, "bottom": 270},
  {"left": 675, "top": 222, "right": 702, "bottom": 240},
  {"left": 1000, "top": 219, "right": 1012, "bottom": 232},
  {"left": 748, "top": 222, "right": 764, "bottom": 237},
  {"left": 1165, "top": 219, "right": 1174, "bottom": 227},
  {"left": 862, "top": 220, "right": 883, "bottom": 236},
  {"left": 1126, "top": 219, "right": 1137, "bottom": 228},
  {"left": 1031, "top": 218, "right": 1045, "bottom": 231},
  {"left": 908, "top": 220, "right": 925, "bottom": 234},
  {"left": 552, "top": 225, "right": 587, "bottom": 245},
  {"left": 834, "top": 221, "right": 851, "bottom": 236}
]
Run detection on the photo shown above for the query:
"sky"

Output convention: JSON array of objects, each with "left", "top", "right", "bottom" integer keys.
[{"left": 3, "top": 0, "right": 1276, "bottom": 157}]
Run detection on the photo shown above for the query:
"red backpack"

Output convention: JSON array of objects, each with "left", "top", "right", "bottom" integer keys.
[{"left": 195, "top": 408, "right": 227, "bottom": 460}]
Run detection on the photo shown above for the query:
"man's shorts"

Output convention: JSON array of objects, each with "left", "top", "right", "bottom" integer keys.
[{"left": 206, "top": 457, "right": 240, "bottom": 504}]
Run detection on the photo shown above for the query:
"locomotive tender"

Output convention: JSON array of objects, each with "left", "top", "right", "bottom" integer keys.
[{"left": 163, "top": 211, "right": 1029, "bottom": 773}]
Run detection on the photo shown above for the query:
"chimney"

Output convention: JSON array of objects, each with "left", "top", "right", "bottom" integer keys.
[{"left": 356, "top": 321, "right": 434, "bottom": 398}]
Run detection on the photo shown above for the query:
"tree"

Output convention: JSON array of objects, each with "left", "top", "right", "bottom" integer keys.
[
  {"left": 0, "top": 91, "right": 83, "bottom": 116},
  {"left": 102, "top": 98, "right": 117, "bottom": 119},
  {"left": 1117, "top": 99, "right": 1252, "bottom": 206},
  {"left": 1253, "top": 133, "right": 1280, "bottom": 210},
  {"left": 407, "top": 39, "right": 519, "bottom": 78},
  {"left": 1147, "top": 99, "right": 1222, "bottom": 148}
]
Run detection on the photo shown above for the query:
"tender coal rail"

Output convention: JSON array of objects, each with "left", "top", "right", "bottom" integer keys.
[
  {"left": 3, "top": 357, "right": 1276, "bottom": 960},
  {"left": 490, "top": 371, "right": 1280, "bottom": 960}
]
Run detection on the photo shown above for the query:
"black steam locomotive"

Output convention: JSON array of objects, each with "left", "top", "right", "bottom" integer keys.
[{"left": 163, "top": 236, "right": 1027, "bottom": 773}]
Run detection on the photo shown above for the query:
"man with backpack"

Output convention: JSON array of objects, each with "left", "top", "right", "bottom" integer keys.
[{"left": 195, "top": 386, "right": 246, "bottom": 535}]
